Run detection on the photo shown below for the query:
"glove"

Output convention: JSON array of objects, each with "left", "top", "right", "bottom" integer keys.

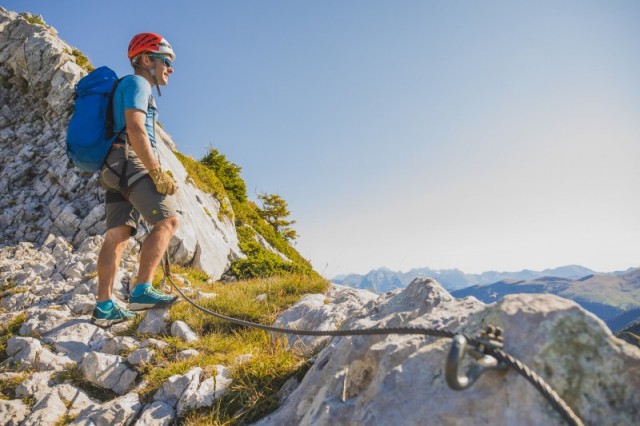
[{"left": 148, "top": 167, "right": 177, "bottom": 195}]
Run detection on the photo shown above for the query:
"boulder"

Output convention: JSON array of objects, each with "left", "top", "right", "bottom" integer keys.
[
  {"left": 257, "top": 280, "right": 640, "bottom": 426},
  {"left": 137, "top": 308, "right": 170, "bottom": 335},
  {"left": 171, "top": 320, "right": 199, "bottom": 342},
  {"left": 79, "top": 352, "right": 137, "bottom": 395}
]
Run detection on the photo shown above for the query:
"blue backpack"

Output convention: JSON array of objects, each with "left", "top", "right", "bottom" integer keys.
[{"left": 66, "top": 66, "right": 125, "bottom": 173}]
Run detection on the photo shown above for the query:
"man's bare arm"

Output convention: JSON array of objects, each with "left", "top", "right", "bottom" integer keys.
[{"left": 125, "top": 109, "right": 160, "bottom": 171}]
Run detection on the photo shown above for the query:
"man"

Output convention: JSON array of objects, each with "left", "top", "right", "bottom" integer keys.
[{"left": 91, "top": 33, "right": 180, "bottom": 327}]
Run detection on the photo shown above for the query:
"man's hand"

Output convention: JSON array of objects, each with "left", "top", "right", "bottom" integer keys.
[{"left": 149, "top": 168, "right": 177, "bottom": 195}]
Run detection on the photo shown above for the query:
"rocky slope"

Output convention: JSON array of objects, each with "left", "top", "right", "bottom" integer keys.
[{"left": 0, "top": 8, "right": 246, "bottom": 279}]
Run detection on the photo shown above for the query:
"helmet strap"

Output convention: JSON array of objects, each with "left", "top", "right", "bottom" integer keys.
[{"left": 149, "top": 65, "right": 162, "bottom": 97}]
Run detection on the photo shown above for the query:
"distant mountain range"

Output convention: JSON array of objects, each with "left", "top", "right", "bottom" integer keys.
[
  {"left": 333, "top": 265, "right": 640, "bottom": 332},
  {"left": 452, "top": 268, "right": 640, "bottom": 332},
  {"left": 332, "top": 265, "right": 626, "bottom": 293}
]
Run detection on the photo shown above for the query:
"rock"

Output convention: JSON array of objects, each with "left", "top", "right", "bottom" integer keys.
[
  {"left": 19, "top": 307, "right": 69, "bottom": 336},
  {"left": 178, "top": 365, "right": 233, "bottom": 413},
  {"left": 171, "top": 320, "right": 198, "bottom": 342},
  {"left": 15, "top": 371, "right": 53, "bottom": 400},
  {"left": 43, "top": 317, "right": 107, "bottom": 361},
  {"left": 195, "top": 291, "right": 217, "bottom": 300},
  {"left": 176, "top": 349, "right": 200, "bottom": 361},
  {"left": 234, "top": 354, "right": 253, "bottom": 364},
  {"left": 134, "top": 401, "right": 176, "bottom": 426},
  {"left": 70, "top": 392, "right": 142, "bottom": 426},
  {"left": 127, "top": 348, "right": 156, "bottom": 366},
  {"left": 67, "top": 293, "right": 95, "bottom": 314},
  {"left": 140, "top": 338, "right": 169, "bottom": 350},
  {"left": 256, "top": 281, "right": 640, "bottom": 426},
  {"left": 256, "top": 293, "right": 268, "bottom": 302},
  {"left": 79, "top": 352, "right": 137, "bottom": 395},
  {"left": 54, "top": 383, "right": 97, "bottom": 417},
  {"left": 101, "top": 336, "right": 141, "bottom": 355},
  {"left": 3, "top": 336, "right": 74, "bottom": 371},
  {"left": 0, "top": 399, "right": 29, "bottom": 426},
  {"left": 274, "top": 284, "right": 381, "bottom": 356},
  {"left": 154, "top": 368, "right": 200, "bottom": 409},
  {"left": 20, "top": 392, "right": 67, "bottom": 426},
  {"left": 137, "top": 308, "right": 170, "bottom": 335}
]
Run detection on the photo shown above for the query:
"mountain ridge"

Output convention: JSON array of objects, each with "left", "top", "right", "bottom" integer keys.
[{"left": 332, "top": 264, "right": 632, "bottom": 293}]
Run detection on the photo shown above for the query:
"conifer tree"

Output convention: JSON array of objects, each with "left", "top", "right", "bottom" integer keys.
[{"left": 257, "top": 193, "right": 298, "bottom": 241}]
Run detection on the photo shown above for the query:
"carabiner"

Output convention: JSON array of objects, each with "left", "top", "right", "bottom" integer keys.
[{"left": 445, "top": 334, "right": 506, "bottom": 390}]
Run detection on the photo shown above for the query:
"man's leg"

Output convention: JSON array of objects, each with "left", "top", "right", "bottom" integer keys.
[
  {"left": 93, "top": 224, "right": 137, "bottom": 327},
  {"left": 128, "top": 216, "right": 180, "bottom": 310},
  {"left": 97, "top": 225, "right": 133, "bottom": 302},
  {"left": 134, "top": 216, "right": 179, "bottom": 287}
]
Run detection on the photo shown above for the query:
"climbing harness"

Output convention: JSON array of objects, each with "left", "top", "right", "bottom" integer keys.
[{"left": 151, "top": 246, "right": 585, "bottom": 426}]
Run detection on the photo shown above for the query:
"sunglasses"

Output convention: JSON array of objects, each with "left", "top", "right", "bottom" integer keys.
[{"left": 147, "top": 53, "right": 173, "bottom": 68}]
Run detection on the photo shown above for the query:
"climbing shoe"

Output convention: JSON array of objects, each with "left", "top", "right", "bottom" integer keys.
[
  {"left": 129, "top": 285, "right": 178, "bottom": 311},
  {"left": 91, "top": 304, "right": 137, "bottom": 327}
]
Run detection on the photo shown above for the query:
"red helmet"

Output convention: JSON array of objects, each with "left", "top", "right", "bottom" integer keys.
[{"left": 128, "top": 33, "right": 175, "bottom": 60}]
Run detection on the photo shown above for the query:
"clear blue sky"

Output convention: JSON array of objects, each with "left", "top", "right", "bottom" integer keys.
[{"left": 5, "top": 1, "right": 640, "bottom": 277}]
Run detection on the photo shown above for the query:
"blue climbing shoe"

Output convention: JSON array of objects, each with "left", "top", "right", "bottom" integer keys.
[
  {"left": 91, "top": 303, "right": 137, "bottom": 327},
  {"left": 129, "top": 285, "right": 178, "bottom": 311}
]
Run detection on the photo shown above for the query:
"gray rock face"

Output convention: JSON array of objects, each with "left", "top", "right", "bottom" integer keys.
[
  {"left": 135, "top": 401, "right": 176, "bottom": 426},
  {"left": 137, "top": 308, "right": 170, "bottom": 335},
  {"left": 70, "top": 392, "right": 142, "bottom": 426},
  {"left": 171, "top": 320, "right": 199, "bottom": 342},
  {"left": 257, "top": 279, "right": 640, "bottom": 426},
  {"left": 0, "top": 7, "right": 245, "bottom": 279},
  {"left": 3, "top": 336, "right": 75, "bottom": 371},
  {"left": 79, "top": 352, "right": 137, "bottom": 395},
  {"left": 274, "top": 284, "right": 380, "bottom": 356},
  {"left": 0, "top": 399, "right": 30, "bottom": 426}
]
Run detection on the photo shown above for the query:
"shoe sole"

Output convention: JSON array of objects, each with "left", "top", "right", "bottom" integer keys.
[
  {"left": 129, "top": 298, "right": 178, "bottom": 311},
  {"left": 91, "top": 317, "right": 131, "bottom": 327}
]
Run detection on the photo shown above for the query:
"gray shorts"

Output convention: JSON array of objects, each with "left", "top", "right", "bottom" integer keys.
[{"left": 100, "top": 147, "right": 176, "bottom": 234}]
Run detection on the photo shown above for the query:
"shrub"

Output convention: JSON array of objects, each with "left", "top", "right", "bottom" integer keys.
[{"left": 200, "top": 148, "right": 247, "bottom": 203}]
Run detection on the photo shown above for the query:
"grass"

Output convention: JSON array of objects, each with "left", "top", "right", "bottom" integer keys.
[
  {"left": 0, "top": 312, "right": 28, "bottom": 363},
  {"left": 0, "top": 372, "right": 29, "bottom": 400},
  {"left": 175, "top": 152, "right": 233, "bottom": 220},
  {"left": 22, "top": 14, "right": 46, "bottom": 27},
  {"left": 70, "top": 48, "right": 94, "bottom": 73},
  {"left": 121, "top": 266, "right": 329, "bottom": 423}
]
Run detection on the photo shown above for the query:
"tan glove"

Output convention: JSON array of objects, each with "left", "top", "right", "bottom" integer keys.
[{"left": 148, "top": 167, "right": 177, "bottom": 195}]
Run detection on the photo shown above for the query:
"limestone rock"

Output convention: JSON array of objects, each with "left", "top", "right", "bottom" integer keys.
[
  {"left": 70, "top": 392, "right": 142, "bottom": 426},
  {"left": 257, "top": 280, "right": 640, "bottom": 426},
  {"left": 43, "top": 317, "right": 107, "bottom": 361},
  {"left": 135, "top": 401, "right": 176, "bottom": 426},
  {"left": 3, "top": 336, "right": 74, "bottom": 371},
  {"left": 0, "top": 399, "right": 29, "bottom": 426},
  {"left": 127, "top": 348, "right": 156, "bottom": 366},
  {"left": 20, "top": 392, "right": 67, "bottom": 426},
  {"left": 171, "top": 320, "right": 199, "bottom": 342},
  {"left": 67, "top": 293, "right": 96, "bottom": 314},
  {"left": 176, "top": 366, "right": 232, "bottom": 413},
  {"left": 101, "top": 336, "right": 141, "bottom": 355},
  {"left": 274, "top": 284, "right": 380, "bottom": 356},
  {"left": 137, "top": 308, "right": 170, "bottom": 335},
  {"left": 154, "top": 368, "right": 200, "bottom": 409},
  {"left": 140, "top": 338, "right": 169, "bottom": 350},
  {"left": 176, "top": 349, "right": 200, "bottom": 361},
  {"left": 79, "top": 352, "right": 137, "bottom": 395}
]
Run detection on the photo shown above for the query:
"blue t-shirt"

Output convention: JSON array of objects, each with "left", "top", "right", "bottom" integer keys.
[{"left": 112, "top": 75, "right": 158, "bottom": 149}]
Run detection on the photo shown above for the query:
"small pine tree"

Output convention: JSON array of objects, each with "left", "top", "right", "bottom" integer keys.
[
  {"left": 200, "top": 147, "right": 247, "bottom": 202},
  {"left": 257, "top": 193, "right": 298, "bottom": 241}
]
